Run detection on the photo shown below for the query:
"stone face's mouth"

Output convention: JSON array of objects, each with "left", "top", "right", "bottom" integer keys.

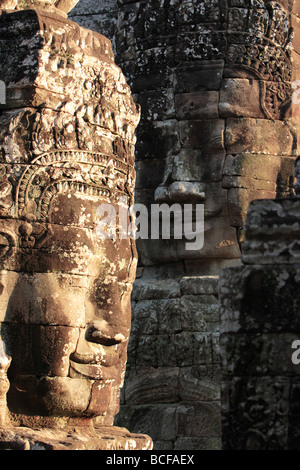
[
  {"left": 85, "top": 323, "right": 127, "bottom": 347},
  {"left": 69, "top": 359, "right": 117, "bottom": 381},
  {"left": 70, "top": 349, "right": 119, "bottom": 366}
]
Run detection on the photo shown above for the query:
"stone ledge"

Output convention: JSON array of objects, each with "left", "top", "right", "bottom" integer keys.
[{"left": 0, "top": 425, "right": 152, "bottom": 450}]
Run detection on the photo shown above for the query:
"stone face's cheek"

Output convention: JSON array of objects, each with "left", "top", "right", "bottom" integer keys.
[
  {"left": 0, "top": 271, "right": 87, "bottom": 327},
  {"left": 2, "top": 324, "right": 79, "bottom": 378}
]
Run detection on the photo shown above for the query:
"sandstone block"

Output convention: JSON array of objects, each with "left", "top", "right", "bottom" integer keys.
[
  {"left": 179, "top": 119, "right": 225, "bottom": 150},
  {"left": 228, "top": 187, "right": 275, "bottom": 227},
  {"left": 175, "top": 61, "right": 224, "bottom": 93},
  {"left": 1, "top": 324, "right": 79, "bottom": 377},
  {"left": 0, "top": 271, "right": 87, "bottom": 326},
  {"left": 174, "top": 437, "right": 221, "bottom": 450},
  {"left": 135, "top": 119, "right": 180, "bottom": 160},
  {"left": 219, "top": 78, "right": 264, "bottom": 118},
  {"left": 132, "top": 278, "right": 181, "bottom": 301},
  {"left": 174, "top": 332, "right": 213, "bottom": 367},
  {"left": 175, "top": 91, "right": 219, "bottom": 120},
  {"left": 139, "top": 88, "right": 175, "bottom": 122},
  {"left": 225, "top": 118, "right": 295, "bottom": 156},
  {"left": 179, "top": 366, "right": 220, "bottom": 402},
  {"left": 176, "top": 402, "right": 221, "bottom": 438},
  {"left": 219, "top": 265, "right": 300, "bottom": 334},
  {"left": 223, "top": 154, "right": 295, "bottom": 186},
  {"left": 180, "top": 275, "right": 219, "bottom": 295},
  {"left": 180, "top": 295, "right": 220, "bottom": 332},
  {"left": 175, "top": 31, "right": 227, "bottom": 62},
  {"left": 0, "top": 425, "right": 152, "bottom": 450},
  {"left": 242, "top": 198, "right": 300, "bottom": 264},
  {"left": 172, "top": 149, "right": 226, "bottom": 183},
  {"left": 115, "top": 404, "right": 177, "bottom": 442},
  {"left": 124, "top": 367, "right": 180, "bottom": 405}
]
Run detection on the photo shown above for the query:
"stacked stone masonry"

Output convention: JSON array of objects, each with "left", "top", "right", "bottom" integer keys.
[
  {"left": 219, "top": 158, "right": 300, "bottom": 449},
  {"left": 69, "top": 0, "right": 300, "bottom": 450}
]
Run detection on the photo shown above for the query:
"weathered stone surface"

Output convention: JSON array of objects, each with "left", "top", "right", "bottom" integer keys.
[
  {"left": 116, "top": 404, "right": 178, "bottom": 443},
  {"left": 0, "top": 425, "right": 152, "bottom": 450},
  {"left": 225, "top": 118, "right": 295, "bottom": 156},
  {"left": 223, "top": 154, "right": 295, "bottom": 187},
  {"left": 175, "top": 61, "right": 224, "bottom": 93},
  {"left": 172, "top": 150, "right": 226, "bottom": 183},
  {"left": 242, "top": 198, "right": 300, "bottom": 264},
  {"left": 227, "top": 187, "right": 276, "bottom": 227},
  {"left": 220, "top": 159, "right": 300, "bottom": 450},
  {"left": 175, "top": 91, "right": 219, "bottom": 120},
  {"left": 124, "top": 367, "right": 180, "bottom": 405},
  {"left": 0, "top": 4, "right": 153, "bottom": 451},
  {"left": 220, "top": 265, "right": 300, "bottom": 335},
  {"left": 219, "top": 78, "right": 265, "bottom": 118},
  {"left": 174, "top": 437, "right": 221, "bottom": 450},
  {"left": 69, "top": 0, "right": 299, "bottom": 450},
  {"left": 176, "top": 402, "right": 221, "bottom": 438},
  {"left": 221, "top": 377, "right": 291, "bottom": 450},
  {"left": 132, "top": 278, "right": 181, "bottom": 301},
  {"left": 179, "top": 119, "right": 225, "bottom": 151},
  {"left": 180, "top": 276, "right": 219, "bottom": 295},
  {"left": 0, "top": 0, "right": 79, "bottom": 17}
]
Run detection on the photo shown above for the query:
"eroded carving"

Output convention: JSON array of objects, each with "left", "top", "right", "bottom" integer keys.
[
  {"left": 219, "top": 158, "right": 300, "bottom": 450},
  {"left": 96, "top": 0, "right": 299, "bottom": 450},
  {"left": 0, "top": 4, "right": 152, "bottom": 450},
  {"left": 0, "top": 0, "right": 79, "bottom": 17}
]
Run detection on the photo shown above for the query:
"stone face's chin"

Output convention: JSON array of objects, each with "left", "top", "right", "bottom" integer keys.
[{"left": 7, "top": 375, "right": 116, "bottom": 421}]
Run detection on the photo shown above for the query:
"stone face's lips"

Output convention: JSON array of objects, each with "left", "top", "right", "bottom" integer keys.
[
  {"left": 70, "top": 348, "right": 121, "bottom": 367},
  {"left": 69, "top": 359, "right": 117, "bottom": 381}
]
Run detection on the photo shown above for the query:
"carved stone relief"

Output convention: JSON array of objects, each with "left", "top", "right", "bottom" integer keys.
[
  {"left": 0, "top": 4, "right": 152, "bottom": 450},
  {"left": 71, "top": 0, "right": 299, "bottom": 450},
  {"left": 220, "top": 158, "right": 300, "bottom": 450}
]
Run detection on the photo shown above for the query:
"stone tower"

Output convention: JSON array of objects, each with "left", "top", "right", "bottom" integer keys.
[{"left": 72, "top": 0, "right": 300, "bottom": 449}]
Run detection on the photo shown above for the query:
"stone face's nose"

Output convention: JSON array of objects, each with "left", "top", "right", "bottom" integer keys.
[
  {"left": 154, "top": 181, "right": 206, "bottom": 203},
  {"left": 86, "top": 320, "right": 129, "bottom": 347}
]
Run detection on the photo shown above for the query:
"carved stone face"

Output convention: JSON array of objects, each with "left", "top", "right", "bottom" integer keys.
[
  {"left": 0, "top": 186, "right": 137, "bottom": 425},
  {"left": 135, "top": 0, "right": 296, "bottom": 266},
  {"left": 0, "top": 9, "right": 140, "bottom": 426}
]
